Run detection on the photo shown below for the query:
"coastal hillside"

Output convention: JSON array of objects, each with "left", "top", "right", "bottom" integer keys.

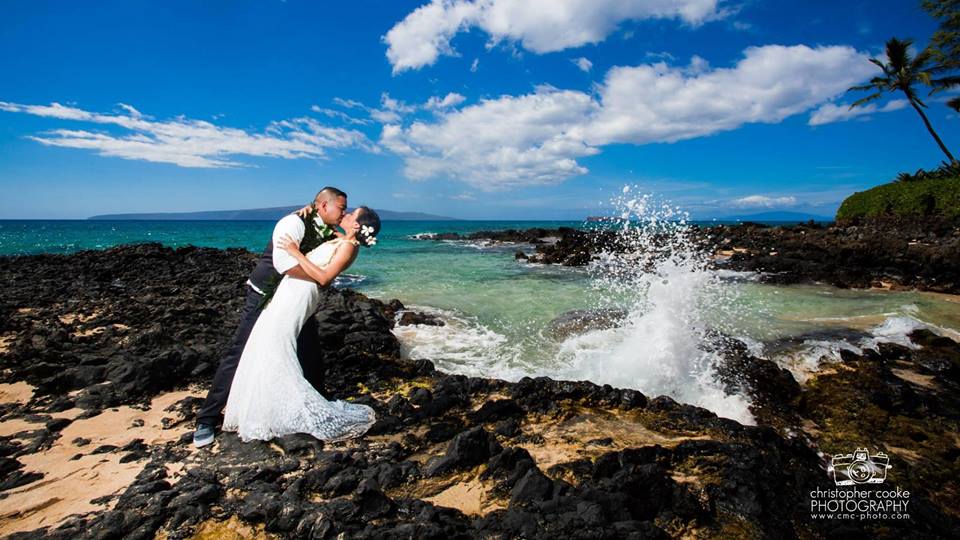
[{"left": 836, "top": 176, "right": 960, "bottom": 223}]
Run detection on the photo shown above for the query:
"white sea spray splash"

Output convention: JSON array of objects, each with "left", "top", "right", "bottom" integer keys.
[
  {"left": 552, "top": 188, "right": 756, "bottom": 424},
  {"left": 390, "top": 189, "right": 959, "bottom": 424}
]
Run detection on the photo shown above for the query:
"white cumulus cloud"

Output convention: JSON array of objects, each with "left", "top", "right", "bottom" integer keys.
[
  {"left": 807, "top": 99, "right": 908, "bottom": 126},
  {"left": 425, "top": 92, "right": 467, "bottom": 110},
  {"left": 586, "top": 45, "right": 875, "bottom": 145},
  {"left": 572, "top": 57, "right": 593, "bottom": 72},
  {"left": 0, "top": 101, "right": 374, "bottom": 168},
  {"left": 380, "top": 44, "right": 875, "bottom": 189},
  {"left": 380, "top": 85, "right": 600, "bottom": 189},
  {"left": 384, "top": 0, "right": 724, "bottom": 73}
]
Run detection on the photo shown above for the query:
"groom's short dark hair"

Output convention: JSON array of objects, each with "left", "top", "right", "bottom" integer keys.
[{"left": 316, "top": 186, "right": 347, "bottom": 200}]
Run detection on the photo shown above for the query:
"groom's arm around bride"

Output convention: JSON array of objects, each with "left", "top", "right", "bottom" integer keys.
[{"left": 193, "top": 186, "right": 349, "bottom": 447}]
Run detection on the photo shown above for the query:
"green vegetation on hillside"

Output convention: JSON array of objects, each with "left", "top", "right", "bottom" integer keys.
[{"left": 836, "top": 175, "right": 960, "bottom": 221}]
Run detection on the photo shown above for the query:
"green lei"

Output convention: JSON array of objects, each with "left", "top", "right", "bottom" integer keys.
[{"left": 257, "top": 209, "right": 336, "bottom": 309}]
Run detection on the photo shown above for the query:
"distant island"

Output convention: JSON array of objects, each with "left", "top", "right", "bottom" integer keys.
[{"left": 88, "top": 206, "right": 459, "bottom": 221}]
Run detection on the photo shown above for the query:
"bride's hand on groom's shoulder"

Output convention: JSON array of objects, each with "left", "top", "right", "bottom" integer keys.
[
  {"left": 294, "top": 205, "right": 312, "bottom": 218},
  {"left": 277, "top": 234, "right": 303, "bottom": 257}
]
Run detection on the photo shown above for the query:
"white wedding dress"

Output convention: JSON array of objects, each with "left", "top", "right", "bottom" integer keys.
[{"left": 223, "top": 238, "right": 376, "bottom": 442}]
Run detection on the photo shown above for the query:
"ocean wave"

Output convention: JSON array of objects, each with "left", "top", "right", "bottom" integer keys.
[
  {"left": 333, "top": 273, "right": 366, "bottom": 287},
  {"left": 713, "top": 269, "right": 762, "bottom": 282},
  {"left": 391, "top": 305, "right": 529, "bottom": 380},
  {"left": 441, "top": 239, "right": 525, "bottom": 250},
  {"left": 859, "top": 315, "right": 926, "bottom": 350},
  {"left": 548, "top": 303, "right": 755, "bottom": 425},
  {"left": 771, "top": 338, "right": 865, "bottom": 383}
]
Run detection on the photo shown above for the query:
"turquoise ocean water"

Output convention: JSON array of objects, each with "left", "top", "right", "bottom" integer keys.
[{"left": 3, "top": 219, "right": 958, "bottom": 422}]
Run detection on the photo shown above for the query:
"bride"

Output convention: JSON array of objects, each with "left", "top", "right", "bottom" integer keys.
[{"left": 223, "top": 206, "right": 381, "bottom": 442}]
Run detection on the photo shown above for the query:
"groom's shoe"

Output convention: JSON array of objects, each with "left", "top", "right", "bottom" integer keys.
[{"left": 193, "top": 423, "right": 216, "bottom": 448}]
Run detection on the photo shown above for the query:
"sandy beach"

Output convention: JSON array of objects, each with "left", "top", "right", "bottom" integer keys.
[{"left": 0, "top": 386, "right": 202, "bottom": 536}]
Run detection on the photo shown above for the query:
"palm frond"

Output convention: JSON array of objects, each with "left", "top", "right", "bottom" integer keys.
[
  {"left": 910, "top": 46, "right": 937, "bottom": 71},
  {"left": 930, "top": 75, "right": 960, "bottom": 90},
  {"left": 849, "top": 93, "right": 884, "bottom": 108},
  {"left": 868, "top": 57, "right": 890, "bottom": 74},
  {"left": 885, "top": 38, "right": 913, "bottom": 71},
  {"left": 927, "top": 61, "right": 955, "bottom": 74},
  {"left": 848, "top": 83, "right": 880, "bottom": 92}
]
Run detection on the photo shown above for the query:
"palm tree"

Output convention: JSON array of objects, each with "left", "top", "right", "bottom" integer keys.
[
  {"left": 922, "top": 1, "right": 960, "bottom": 112},
  {"left": 848, "top": 37, "right": 956, "bottom": 164}
]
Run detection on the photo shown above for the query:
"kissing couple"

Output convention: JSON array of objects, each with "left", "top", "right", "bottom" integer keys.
[{"left": 193, "top": 186, "right": 381, "bottom": 447}]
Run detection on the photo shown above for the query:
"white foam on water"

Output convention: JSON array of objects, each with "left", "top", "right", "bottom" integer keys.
[
  {"left": 460, "top": 240, "right": 519, "bottom": 250},
  {"left": 390, "top": 305, "right": 528, "bottom": 380},
  {"left": 859, "top": 315, "right": 926, "bottom": 350},
  {"left": 333, "top": 273, "right": 366, "bottom": 287},
  {"left": 776, "top": 339, "right": 864, "bottom": 384},
  {"left": 713, "top": 269, "right": 761, "bottom": 282},
  {"left": 768, "top": 312, "right": 946, "bottom": 383}
]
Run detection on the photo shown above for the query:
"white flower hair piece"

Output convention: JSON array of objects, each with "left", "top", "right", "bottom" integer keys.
[{"left": 359, "top": 224, "right": 377, "bottom": 246}]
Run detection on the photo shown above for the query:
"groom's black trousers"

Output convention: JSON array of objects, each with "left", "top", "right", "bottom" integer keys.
[{"left": 196, "top": 285, "right": 323, "bottom": 427}]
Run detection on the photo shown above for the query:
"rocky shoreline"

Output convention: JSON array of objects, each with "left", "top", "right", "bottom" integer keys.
[
  {"left": 420, "top": 217, "right": 960, "bottom": 293},
  {"left": 0, "top": 243, "right": 958, "bottom": 538}
]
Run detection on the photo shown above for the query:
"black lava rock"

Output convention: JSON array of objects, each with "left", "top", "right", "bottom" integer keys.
[{"left": 424, "top": 427, "right": 502, "bottom": 477}]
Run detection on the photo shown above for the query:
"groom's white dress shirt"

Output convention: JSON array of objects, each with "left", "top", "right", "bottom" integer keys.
[{"left": 246, "top": 214, "right": 305, "bottom": 295}]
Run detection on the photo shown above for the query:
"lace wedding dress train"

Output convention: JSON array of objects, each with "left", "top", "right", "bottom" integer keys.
[{"left": 223, "top": 238, "right": 376, "bottom": 442}]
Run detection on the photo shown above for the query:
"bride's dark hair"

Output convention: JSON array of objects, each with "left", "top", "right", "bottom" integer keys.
[{"left": 356, "top": 206, "right": 381, "bottom": 248}]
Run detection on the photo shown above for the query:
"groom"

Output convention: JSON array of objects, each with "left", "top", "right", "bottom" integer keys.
[{"left": 193, "top": 186, "right": 349, "bottom": 447}]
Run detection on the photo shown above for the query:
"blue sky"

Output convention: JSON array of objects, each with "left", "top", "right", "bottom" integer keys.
[{"left": 1, "top": 0, "right": 956, "bottom": 219}]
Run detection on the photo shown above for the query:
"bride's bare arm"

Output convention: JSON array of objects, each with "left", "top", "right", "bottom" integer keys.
[
  {"left": 284, "top": 265, "right": 314, "bottom": 282},
  {"left": 277, "top": 235, "right": 357, "bottom": 287}
]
